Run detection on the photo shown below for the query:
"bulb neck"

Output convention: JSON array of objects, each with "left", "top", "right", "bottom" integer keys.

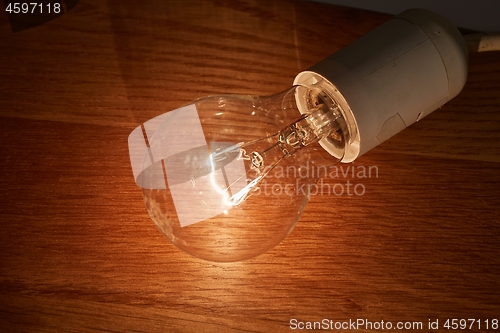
[
  {"left": 293, "top": 81, "right": 352, "bottom": 161},
  {"left": 241, "top": 102, "right": 342, "bottom": 175},
  {"left": 217, "top": 94, "right": 345, "bottom": 207},
  {"left": 278, "top": 104, "right": 342, "bottom": 156}
]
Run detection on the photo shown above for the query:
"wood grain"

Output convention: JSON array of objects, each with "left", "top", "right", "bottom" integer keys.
[{"left": 0, "top": 0, "right": 499, "bottom": 332}]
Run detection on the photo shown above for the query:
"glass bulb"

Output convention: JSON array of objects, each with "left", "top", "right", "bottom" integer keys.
[{"left": 129, "top": 83, "right": 350, "bottom": 262}]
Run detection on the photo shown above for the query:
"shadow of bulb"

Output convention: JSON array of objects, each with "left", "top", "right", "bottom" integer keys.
[{"left": 130, "top": 87, "right": 346, "bottom": 262}]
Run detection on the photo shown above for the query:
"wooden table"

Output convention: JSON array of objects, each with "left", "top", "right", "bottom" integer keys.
[{"left": 1, "top": 1, "right": 499, "bottom": 332}]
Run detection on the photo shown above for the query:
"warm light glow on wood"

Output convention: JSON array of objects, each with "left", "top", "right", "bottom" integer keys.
[{"left": 0, "top": 0, "right": 498, "bottom": 332}]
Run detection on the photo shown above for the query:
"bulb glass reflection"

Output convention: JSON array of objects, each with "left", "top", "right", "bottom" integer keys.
[{"left": 129, "top": 83, "right": 348, "bottom": 262}]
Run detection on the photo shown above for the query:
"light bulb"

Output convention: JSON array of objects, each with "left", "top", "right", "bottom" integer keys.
[
  {"left": 130, "top": 84, "right": 349, "bottom": 262},
  {"left": 128, "top": 9, "right": 469, "bottom": 262}
]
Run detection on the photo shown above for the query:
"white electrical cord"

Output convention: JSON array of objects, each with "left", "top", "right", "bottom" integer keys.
[{"left": 464, "top": 33, "right": 500, "bottom": 52}]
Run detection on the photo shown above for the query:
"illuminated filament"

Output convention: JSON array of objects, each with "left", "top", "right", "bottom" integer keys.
[{"left": 210, "top": 103, "right": 342, "bottom": 206}]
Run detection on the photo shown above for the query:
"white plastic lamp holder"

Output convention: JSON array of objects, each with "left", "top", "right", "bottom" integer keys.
[{"left": 294, "top": 8, "right": 468, "bottom": 162}]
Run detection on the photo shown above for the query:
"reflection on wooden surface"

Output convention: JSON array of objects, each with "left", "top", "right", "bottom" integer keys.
[{"left": 0, "top": 0, "right": 499, "bottom": 332}]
